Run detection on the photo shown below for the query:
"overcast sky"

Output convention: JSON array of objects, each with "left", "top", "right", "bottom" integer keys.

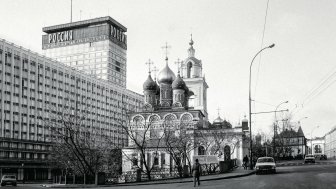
[{"left": 1, "top": 0, "right": 336, "bottom": 139}]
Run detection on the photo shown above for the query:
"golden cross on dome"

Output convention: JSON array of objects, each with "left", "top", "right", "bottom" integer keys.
[
  {"left": 145, "top": 59, "right": 153, "bottom": 74},
  {"left": 152, "top": 66, "right": 159, "bottom": 81},
  {"left": 175, "top": 58, "right": 183, "bottom": 74},
  {"left": 161, "top": 42, "right": 171, "bottom": 62},
  {"left": 217, "top": 107, "right": 221, "bottom": 117}
]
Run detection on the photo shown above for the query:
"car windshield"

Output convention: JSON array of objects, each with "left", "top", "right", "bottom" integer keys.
[
  {"left": 257, "top": 158, "right": 274, "bottom": 163},
  {"left": 4, "top": 175, "right": 15, "bottom": 179},
  {"left": 306, "top": 155, "right": 314, "bottom": 158}
]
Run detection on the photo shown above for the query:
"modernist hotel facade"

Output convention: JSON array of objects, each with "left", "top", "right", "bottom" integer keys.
[{"left": 0, "top": 17, "right": 142, "bottom": 181}]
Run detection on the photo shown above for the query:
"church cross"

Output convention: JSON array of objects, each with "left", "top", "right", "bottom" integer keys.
[
  {"left": 175, "top": 58, "right": 183, "bottom": 74},
  {"left": 217, "top": 107, "right": 221, "bottom": 117},
  {"left": 161, "top": 42, "right": 171, "bottom": 61},
  {"left": 152, "top": 66, "right": 159, "bottom": 81},
  {"left": 145, "top": 59, "right": 153, "bottom": 74}
]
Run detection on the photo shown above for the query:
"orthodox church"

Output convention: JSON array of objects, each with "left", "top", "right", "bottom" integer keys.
[{"left": 122, "top": 37, "right": 247, "bottom": 177}]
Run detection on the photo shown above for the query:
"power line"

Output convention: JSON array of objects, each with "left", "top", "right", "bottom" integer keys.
[
  {"left": 253, "top": 0, "right": 270, "bottom": 102},
  {"left": 292, "top": 65, "right": 336, "bottom": 116}
]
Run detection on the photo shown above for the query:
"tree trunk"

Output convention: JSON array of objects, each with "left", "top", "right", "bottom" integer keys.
[
  {"left": 95, "top": 172, "right": 98, "bottom": 185},
  {"left": 83, "top": 174, "right": 86, "bottom": 185}
]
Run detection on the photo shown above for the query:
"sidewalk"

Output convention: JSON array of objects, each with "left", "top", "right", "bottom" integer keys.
[{"left": 44, "top": 167, "right": 255, "bottom": 188}]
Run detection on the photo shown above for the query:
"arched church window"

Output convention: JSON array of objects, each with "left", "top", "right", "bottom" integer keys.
[
  {"left": 187, "top": 62, "right": 192, "bottom": 78},
  {"left": 133, "top": 116, "right": 144, "bottom": 126},
  {"left": 198, "top": 146, "right": 205, "bottom": 155}
]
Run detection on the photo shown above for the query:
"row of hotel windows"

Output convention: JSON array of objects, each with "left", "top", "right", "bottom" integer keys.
[
  {"left": 0, "top": 151, "right": 49, "bottom": 160},
  {"left": 44, "top": 41, "right": 126, "bottom": 61},
  {"left": 0, "top": 59, "right": 140, "bottom": 107}
]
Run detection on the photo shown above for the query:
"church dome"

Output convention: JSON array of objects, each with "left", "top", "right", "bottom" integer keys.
[
  {"left": 213, "top": 116, "right": 224, "bottom": 124},
  {"left": 172, "top": 74, "right": 186, "bottom": 90},
  {"left": 143, "top": 75, "right": 157, "bottom": 91},
  {"left": 157, "top": 64, "right": 176, "bottom": 84}
]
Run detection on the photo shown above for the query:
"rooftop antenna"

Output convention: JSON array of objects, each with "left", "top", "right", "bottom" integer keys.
[
  {"left": 145, "top": 59, "right": 154, "bottom": 74},
  {"left": 70, "top": 0, "right": 73, "bottom": 22},
  {"left": 161, "top": 42, "right": 171, "bottom": 64}
]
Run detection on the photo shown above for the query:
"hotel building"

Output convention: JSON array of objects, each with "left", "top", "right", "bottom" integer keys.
[
  {"left": 42, "top": 16, "right": 128, "bottom": 88},
  {"left": 0, "top": 36, "right": 142, "bottom": 180}
]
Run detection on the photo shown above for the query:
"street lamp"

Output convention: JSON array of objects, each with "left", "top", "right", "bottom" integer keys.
[
  {"left": 273, "top": 101, "right": 288, "bottom": 159},
  {"left": 310, "top": 126, "right": 320, "bottom": 155},
  {"left": 249, "top": 43, "right": 275, "bottom": 170},
  {"left": 298, "top": 117, "right": 308, "bottom": 125}
]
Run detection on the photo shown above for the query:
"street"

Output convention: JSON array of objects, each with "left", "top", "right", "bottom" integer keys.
[
  {"left": 2, "top": 163, "right": 335, "bottom": 189},
  {"left": 105, "top": 163, "right": 336, "bottom": 189}
]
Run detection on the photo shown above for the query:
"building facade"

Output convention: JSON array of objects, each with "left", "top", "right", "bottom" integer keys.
[
  {"left": 0, "top": 39, "right": 142, "bottom": 181},
  {"left": 274, "top": 126, "right": 307, "bottom": 159},
  {"left": 324, "top": 126, "right": 336, "bottom": 159},
  {"left": 42, "top": 16, "right": 127, "bottom": 88},
  {"left": 307, "top": 137, "right": 325, "bottom": 156}
]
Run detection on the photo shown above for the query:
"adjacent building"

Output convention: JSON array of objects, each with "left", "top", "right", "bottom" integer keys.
[
  {"left": 42, "top": 16, "right": 127, "bottom": 88},
  {"left": 324, "top": 126, "right": 336, "bottom": 159},
  {"left": 274, "top": 126, "right": 307, "bottom": 159},
  {"left": 0, "top": 17, "right": 143, "bottom": 181},
  {"left": 307, "top": 137, "right": 325, "bottom": 156}
]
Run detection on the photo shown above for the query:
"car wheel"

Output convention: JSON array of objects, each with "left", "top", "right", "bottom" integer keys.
[
  {"left": 13, "top": 183, "right": 17, "bottom": 186},
  {"left": 1, "top": 183, "right": 5, "bottom": 186}
]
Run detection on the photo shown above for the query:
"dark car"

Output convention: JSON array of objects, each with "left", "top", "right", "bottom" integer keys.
[
  {"left": 320, "top": 154, "right": 328, "bottom": 160},
  {"left": 1, "top": 175, "right": 17, "bottom": 186}
]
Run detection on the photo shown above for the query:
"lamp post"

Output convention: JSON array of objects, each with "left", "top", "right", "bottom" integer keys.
[
  {"left": 273, "top": 101, "right": 288, "bottom": 159},
  {"left": 298, "top": 117, "right": 308, "bottom": 125},
  {"left": 249, "top": 43, "right": 275, "bottom": 170},
  {"left": 310, "top": 126, "right": 320, "bottom": 155}
]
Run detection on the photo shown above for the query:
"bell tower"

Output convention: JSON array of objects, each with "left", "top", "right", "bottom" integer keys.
[{"left": 180, "top": 35, "right": 208, "bottom": 120}]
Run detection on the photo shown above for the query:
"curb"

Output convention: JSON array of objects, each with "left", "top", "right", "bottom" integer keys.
[{"left": 46, "top": 171, "right": 256, "bottom": 188}]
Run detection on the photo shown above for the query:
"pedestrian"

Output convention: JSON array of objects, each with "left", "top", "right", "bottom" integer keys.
[
  {"left": 192, "top": 159, "right": 201, "bottom": 187},
  {"left": 243, "top": 155, "right": 249, "bottom": 170}
]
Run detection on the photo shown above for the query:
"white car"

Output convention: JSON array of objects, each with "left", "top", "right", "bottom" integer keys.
[
  {"left": 255, "top": 157, "right": 276, "bottom": 174},
  {"left": 1, "top": 175, "right": 17, "bottom": 186},
  {"left": 304, "top": 154, "right": 315, "bottom": 163}
]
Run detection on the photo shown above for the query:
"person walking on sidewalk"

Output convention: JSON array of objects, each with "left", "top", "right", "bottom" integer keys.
[
  {"left": 192, "top": 159, "right": 201, "bottom": 187},
  {"left": 243, "top": 155, "right": 249, "bottom": 170}
]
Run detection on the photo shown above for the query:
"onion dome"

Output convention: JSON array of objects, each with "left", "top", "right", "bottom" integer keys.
[
  {"left": 172, "top": 74, "right": 186, "bottom": 90},
  {"left": 143, "top": 75, "right": 157, "bottom": 90},
  {"left": 157, "top": 63, "right": 176, "bottom": 84},
  {"left": 242, "top": 115, "right": 248, "bottom": 123},
  {"left": 213, "top": 116, "right": 224, "bottom": 124}
]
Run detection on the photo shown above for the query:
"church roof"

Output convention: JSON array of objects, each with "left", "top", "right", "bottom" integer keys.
[
  {"left": 143, "top": 74, "right": 157, "bottom": 91},
  {"left": 157, "top": 63, "right": 176, "bottom": 84},
  {"left": 172, "top": 74, "right": 186, "bottom": 90},
  {"left": 297, "top": 126, "right": 305, "bottom": 137}
]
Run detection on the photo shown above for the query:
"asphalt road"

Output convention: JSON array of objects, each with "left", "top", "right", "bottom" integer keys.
[
  {"left": 2, "top": 163, "right": 335, "bottom": 189},
  {"left": 114, "top": 163, "right": 336, "bottom": 189}
]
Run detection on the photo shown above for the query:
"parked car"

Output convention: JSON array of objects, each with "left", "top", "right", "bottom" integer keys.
[
  {"left": 304, "top": 154, "right": 315, "bottom": 163},
  {"left": 1, "top": 175, "right": 17, "bottom": 186},
  {"left": 255, "top": 157, "right": 276, "bottom": 174},
  {"left": 320, "top": 154, "right": 328, "bottom": 160}
]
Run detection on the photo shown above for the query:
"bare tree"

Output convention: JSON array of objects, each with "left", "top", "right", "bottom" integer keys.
[
  {"left": 44, "top": 97, "right": 119, "bottom": 184},
  {"left": 120, "top": 114, "right": 165, "bottom": 181}
]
